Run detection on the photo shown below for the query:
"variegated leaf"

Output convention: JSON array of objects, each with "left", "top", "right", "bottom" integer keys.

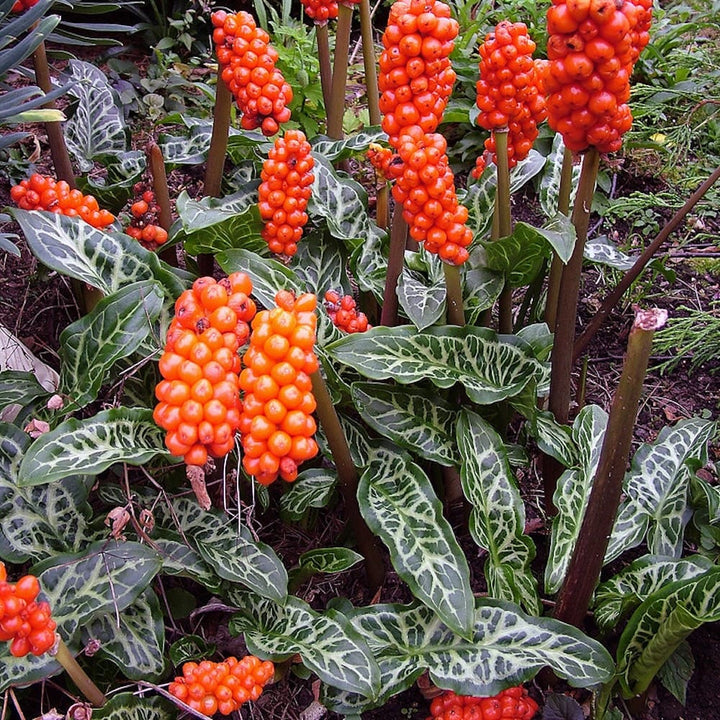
[
  {"left": 351, "top": 382, "right": 458, "bottom": 466},
  {"left": 690, "top": 472, "right": 720, "bottom": 523},
  {"left": 0, "top": 370, "right": 50, "bottom": 415},
  {"left": 315, "top": 410, "right": 376, "bottom": 470},
  {"left": 59, "top": 281, "right": 163, "bottom": 408},
  {"left": 31, "top": 540, "right": 162, "bottom": 636},
  {"left": 463, "top": 265, "right": 504, "bottom": 325},
  {"left": 657, "top": 641, "right": 694, "bottom": 706},
  {"left": 606, "top": 418, "right": 716, "bottom": 562},
  {"left": 539, "top": 134, "right": 580, "bottom": 217},
  {"left": 584, "top": 235, "right": 637, "bottom": 270},
  {"left": 194, "top": 524, "right": 288, "bottom": 603},
  {"left": 0, "top": 644, "right": 62, "bottom": 693},
  {"left": 18, "top": 408, "right": 167, "bottom": 486},
  {"left": 310, "top": 127, "right": 386, "bottom": 161},
  {"left": 290, "top": 230, "right": 350, "bottom": 297},
  {"left": 457, "top": 410, "right": 539, "bottom": 614},
  {"left": 0, "top": 423, "right": 93, "bottom": 562},
  {"left": 327, "top": 325, "right": 544, "bottom": 405},
  {"left": 545, "top": 405, "right": 608, "bottom": 594},
  {"left": 617, "top": 567, "right": 720, "bottom": 696},
  {"left": 12, "top": 209, "right": 188, "bottom": 297},
  {"left": 516, "top": 322, "right": 554, "bottom": 362},
  {"left": 77, "top": 151, "right": 146, "bottom": 213},
  {"left": 593, "top": 554, "right": 713, "bottom": 632},
  {"left": 298, "top": 547, "right": 363, "bottom": 574},
  {"left": 397, "top": 268, "right": 446, "bottom": 330},
  {"left": 93, "top": 692, "right": 174, "bottom": 720},
  {"left": 328, "top": 598, "right": 614, "bottom": 711},
  {"left": 83, "top": 588, "right": 165, "bottom": 680},
  {"left": 530, "top": 410, "right": 576, "bottom": 468},
  {"left": 309, "top": 153, "right": 374, "bottom": 247},
  {"left": 279, "top": 468, "right": 337, "bottom": 521},
  {"left": 350, "top": 224, "right": 388, "bottom": 300},
  {"left": 359, "top": 449, "right": 474, "bottom": 636},
  {"left": 228, "top": 590, "right": 381, "bottom": 697},
  {"left": 217, "top": 247, "right": 303, "bottom": 309},
  {"left": 153, "top": 535, "right": 223, "bottom": 593},
  {"left": 63, "top": 59, "right": 127, "bottom": 170}
]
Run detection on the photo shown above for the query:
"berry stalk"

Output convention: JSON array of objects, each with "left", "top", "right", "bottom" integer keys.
[
  {"left": 326, "top": 2, "right": 354, "bottom": 138},
  {"left": 379, "top": 203, "right": 408, "bottom": 327},
  {"left": 55, "top": 638, "right": 107, "bottom": 707},
  {"left": 310, "top": 369, "right": 385, "bottom": 589},
  {"left": 316, "top": 22, "right": 333, "bottom": 113},
  {"left": 494, "top": 128, "right": 513, "bottom": 334},
  {"left": 147, "top": 142, "right": 176, "bottom": 267},
  {"left": 554, "top": 307, "right": 667, "bottom": 628}
]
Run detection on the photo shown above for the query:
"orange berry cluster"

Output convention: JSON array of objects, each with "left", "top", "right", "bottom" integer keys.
[
  {"left": 324, "top": 290, "right": 370, "bottom": 333},
  {"left": 540, "top": 0, "right": 653, "bottom": 153},
  {"left": 429, "top": 688, "right": 539, "bottom": 720},
  {"left": 125, "top": 185, "right": 168, "bottom": 250},
  {"left": 10, "top": 174, "right": 115, "bottom": 229},
  {"left": 168, "top": 655, "right": 274, "bottom": 716},
  {"left": 211, "top": 10, "right": 292, "bottom": 136},
  {"left": 392, "top": 127, "right": 473, "bottom": 264},
  {"left": 368, "top": 143, "right": 404, "bottom": 181},
  {"left": 300, "top": 0, "right": 338, "bottom": 23},
  {"left": 154, "top": 274, "right": 257, "bottom": 467},
  {"left": 473, "top": 21, "right": 547, "bottom": 178},
  {"left": 11, "top": 0, "right": 39, "bottom": 11},
  {"left": 239, "top": 291, "right": 319, "bottom": 486},
  {"left": 378, "top": 0, "right": 459, "bottom": 145},
  {"left": 0, "top": 563, "right": 57, "bottom": 658},
  {"left": 258, "top": 130, "right": 315, "bottom": 257}
]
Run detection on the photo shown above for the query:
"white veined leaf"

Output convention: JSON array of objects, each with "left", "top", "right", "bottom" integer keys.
[
  {"left": 539, "top": 134, "right": 580, "bottom": 217},
  {"left": 18, "top": 408, "right": 168, "bottom": 486},
  {"left": 545, "top": 405, "right": 608, "bottom": 594},
  {"left": 397, "top": 268, "right": 446, "bottom": 330},
  {"left": 323, "top": 598, "right": 615, "bottom": 713},
  {"left": 228, "top": 590, "right": 381, "bottom": 698},
  {"left": 327, "top": 325, "right": 544, "bottom": 405},
  {"left": 457, "top": 410, "right": 539, "bottom": 614},
  {"left": 606, "top": 418, "right": 716, "bottom": 562},
  {"left": 290, "top": 230, "right": 350, "bottom": 297},
  {"left": 351, "top": 382, "right": 458, "bottom": 466},
  {"left": 93, "top": 692, "right": 174, "bottom": 720},
  {"left": 63, "top": 59, "right": 127, "bottom": 170},
  {"left": 279, "top": 468, "right": 337, "bottom": 521},
  {"left": 617, "top": 567, "right": 720, "bottom": 696},
  {"left": 358, "top": 448, "right": 474, "bottom": 637},
  {"left": 59, "top": 281, "right": 164, "bottom": 408},
  {"left": 82, "top": 588, "right": 166, "bottom": 680},
  {"left": 584, "top": 235, "right": 637, "bottom": 270},
  {"left": 310, "top": 127, "right": 387, "bottom": 161},
  {"left": 593, "top": 554, "right": 713, "bottom": 632}
]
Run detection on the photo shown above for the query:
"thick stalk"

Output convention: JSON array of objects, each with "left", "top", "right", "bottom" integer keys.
[
  {"left": 380, "top": 202, "right": 407, "bottom": 327},
  {"left": 573, "top": 163, "right": 720, "bottom": 360},
  {"left": 443, "top": 263, "right": 465, "bottom": 326},
  {"left": 147, "top": 142, "right": 177, "bottom": 267},
  {"left": 32, "top": 40, "right": 75, "bottom": 186},
  {"left": 310, "top": 370, "right": 385, "bottom": 589},
  {"left": 200, "top": 78, "right": 233, "bottom": 275},
  {"left": 544, "top": 147, "right": 574, "bottom": 330},
  {"left": 494, "top": 130, "right": 513, "bottom": 333},
  {"left": 553, "top": 308, "right": 666, "bottom": 627},
  {"left": 547, "top": 147, "right": 600, "bottom": 426},
  {"left": 360, "top": 0, "right": 380, "bottom": 127},
  {"left": 55, "top": 639, "right": 107, "bottom": 707},
  {"left": 326, "top": 2, "right": 353, "bottom": 139},
  {"left": 316, "top": 22, "right": 333, "bottom": 117}
]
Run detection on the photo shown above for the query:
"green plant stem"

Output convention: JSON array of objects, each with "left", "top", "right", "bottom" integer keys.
[
  {"left": 326, "top": 2, "right": 353, "bottom": 139},
  {"left": 443, "top": 263, "right": 465, "bottom": 326},
  {"left": 360, "top": 0, "right": 380, "bottom": 128},
  {"left": 315, "top": 22, "right": 333, "bottom": 116},
  {"left": 380, "top": 202, "right": 407, "bottom": 327},
  {"left": 544, "top": 146, "right": 574, "bottom": 330},
  {"left": 494, "top": 130, "right": 513, "bottom": 334},
  {"left": 200, "top": 77, "right": 233, "bottom": 275},
  {"left": 310, "top": 369, "right": 385, "bottom": 590},
  {"left": 572, "top": 162, "right": 720, "bottom": 360},
  {"left": 553, "top": 307, "right": 666, "bottom": 627},
  {"left": 54, "top": 639, "right": 106, "bottom": 707},
  {"left": 32, "top": 40, "right": 75, "bottom": 186},
  {"left": 147, "top": 141, "right": 177, "bottom": 267},
  {"left": 547, "top": 147, "right": 599, "bottom": 426}
]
